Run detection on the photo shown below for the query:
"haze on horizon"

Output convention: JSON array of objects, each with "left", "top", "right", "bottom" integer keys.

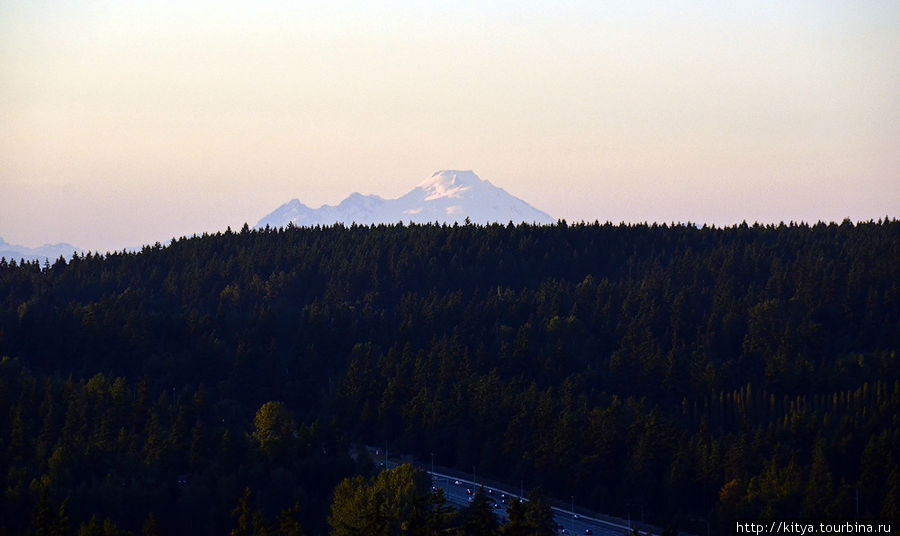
[{"left": 1, "top": 1, "right": 898, "bottom": 253}]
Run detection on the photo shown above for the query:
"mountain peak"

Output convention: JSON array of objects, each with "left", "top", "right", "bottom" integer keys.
[
  {"left": 418, "top": 169, "right": 480, "bottom": 184},
  {"left": 416, "top": 170, "right": 483, "bottom": 201},
  {"left": 256, "top": 170, "right": 554, "bottom": 228}
]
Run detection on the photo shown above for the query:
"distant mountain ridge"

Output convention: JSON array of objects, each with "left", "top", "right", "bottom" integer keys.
[
  {"left": 0, "top": 237, "right": 82, "bottom": 264},
  {"left": 256, "top": 170, "right": 555, "bottom": 229}
]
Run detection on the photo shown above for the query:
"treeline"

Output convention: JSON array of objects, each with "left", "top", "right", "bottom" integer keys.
[{"left": 0, "top": 219, "right": 898, "bottom": 533}]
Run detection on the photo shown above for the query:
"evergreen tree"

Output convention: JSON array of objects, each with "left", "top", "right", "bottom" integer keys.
[
  {"left": 461, "top": 487, "right": 498, "bottom": 536},
  {"left": 275, "top": 503, "right": 306, "bottom": 536},
  {"left": 802, "top": 437, "right": 834, "bottom": 517},
  {"left": 29, "top": 492, "right": 71, "bottom": 536}
]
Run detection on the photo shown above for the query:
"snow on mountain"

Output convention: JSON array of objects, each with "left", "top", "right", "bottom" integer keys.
[
  {"left": 256, "top": 170, "right": 554, "bottom": 229},
  {"left": 0, "top": 237, "right": 82, "bottom": 264},
  {"left": 417, "top": 170, "right": 475, "bottom": 201}
]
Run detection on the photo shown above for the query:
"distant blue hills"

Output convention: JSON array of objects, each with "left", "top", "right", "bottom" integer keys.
[{"left": 0, "top": 236, "right": 82, "bottom": 264}]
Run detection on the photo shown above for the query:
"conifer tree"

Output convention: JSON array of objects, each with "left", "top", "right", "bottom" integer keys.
[{"left": 461, "top": 487, "right": 498, "bottom": 536}]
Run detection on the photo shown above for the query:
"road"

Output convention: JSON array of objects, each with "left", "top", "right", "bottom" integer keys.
[
  {"left": 427, "top": 470, "right": 633, "bottom": 536},
  {"left": 371, "top": 449, "right": 649, "bottom": 535}
]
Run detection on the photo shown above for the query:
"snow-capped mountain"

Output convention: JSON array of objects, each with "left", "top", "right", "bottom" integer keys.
[
  {"left": 0, "top": 237, "right": 82, "bottom": 264},
  {"left": 256, "top": 170, "right": 555, "bottom": 228}
]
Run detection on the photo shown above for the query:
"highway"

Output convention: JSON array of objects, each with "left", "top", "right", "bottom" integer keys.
[
  {"left": 370, "top": 447, "right": 651, "bottom": 535},
  {"left": 428, "top": 470, "right": 632, "bottom": 536}
]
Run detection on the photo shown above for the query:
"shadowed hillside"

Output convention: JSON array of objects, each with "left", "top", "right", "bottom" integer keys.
[{"left": 1, "top": 219, "right": 897, "bottom": 534}]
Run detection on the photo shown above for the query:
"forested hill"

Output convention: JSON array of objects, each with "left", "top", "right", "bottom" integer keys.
[{"left": 1, "top": 220, "right": 898, "bottom": 534}]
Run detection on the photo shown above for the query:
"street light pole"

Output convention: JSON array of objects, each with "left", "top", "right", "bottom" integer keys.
[{"left": 571, "top": 496, "right": 575, "bottom": 532}]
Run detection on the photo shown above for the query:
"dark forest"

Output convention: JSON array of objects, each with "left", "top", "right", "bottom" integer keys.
[{"left": 0, "top": 219, "right": 897, "bottom": 534}]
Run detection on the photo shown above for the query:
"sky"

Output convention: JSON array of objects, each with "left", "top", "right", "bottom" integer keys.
[{"left": 1, "top": 1, "right": 898, "bottom": 253}]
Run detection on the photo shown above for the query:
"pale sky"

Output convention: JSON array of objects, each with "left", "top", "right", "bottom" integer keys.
[{"left": 2, "top": 1, "right": 898, "bottom": 253}]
